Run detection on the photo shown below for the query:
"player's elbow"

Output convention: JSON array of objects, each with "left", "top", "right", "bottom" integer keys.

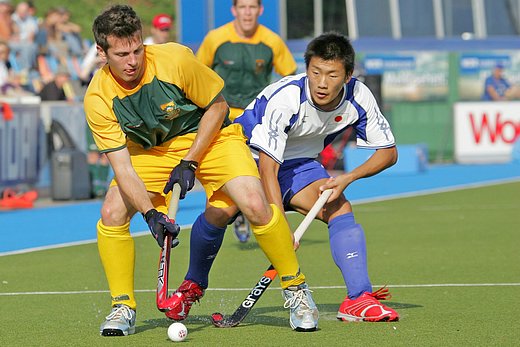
[{"left": 386, "top": 146, "right": 398, "bottom": 168}]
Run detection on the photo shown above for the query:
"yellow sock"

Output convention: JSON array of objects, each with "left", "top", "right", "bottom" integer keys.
[
  {"left": 252, "top": 204, "right": 306, "bottom": 288},
  {"left": 97, "top": 220, "right": 137, "bottom": 309}
]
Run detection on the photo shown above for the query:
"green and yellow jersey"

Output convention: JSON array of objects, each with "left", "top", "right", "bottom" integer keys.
[
  {"left": 196, "top": 22, "right": 296, "bottom": 120},
  {"left": 84, "top": 43, "right": 226, "bottom": 153}
]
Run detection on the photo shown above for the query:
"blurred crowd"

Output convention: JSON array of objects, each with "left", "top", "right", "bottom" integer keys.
[
  {"left": 0, "top": 2, "right": 175, "bottom": 102},
  {"left": 0, "top": 2, "right": 175, "bottom": 200},
  {"left": 0, "top": 2, "right": 174, "bottom": 102}
]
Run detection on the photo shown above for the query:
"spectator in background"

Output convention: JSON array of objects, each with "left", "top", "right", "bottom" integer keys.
[
  {"left": 55, "top": 6, "right": 85, "bottom": 57},
  {"left": 0, "top": 39, "right": 31, "bottom": 95},
  {"left": 35, "top": 7, "right": 65, "bottom": 59},
  {"left": 143, "top": 13, "right": 173, "bottom": 44},
  {"left": 0, "top": 0, "right": 13, "bottom": 42},
  {"left": 482, "top": 63, "right": 512, "bottom": 101},
  {"left": 0, "top": 40, "right": 12, "bottom": 88},
  {"left": 196, "top": 0, "right": 297, "bottom": 243},
  {"left": 27, "top": 0, "right": 36, "bottom": 18},
  {"left": 35, "top": 6, "right": 84, "bottom": 61},
  {"left": 9, "top": 1, "right": 38, "bottom": 72},
  {"left": 38, "top": 64, "right": 73, "bottom": 101},
  {"left": 197, "top": 0, "right": 296, "bottom": 121},
  {"left": 79, "top": 43, "right": 105, "bottom": 85}
]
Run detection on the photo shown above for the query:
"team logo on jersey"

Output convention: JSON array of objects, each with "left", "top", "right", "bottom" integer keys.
[
  {"left": 161, "top": 101, "right": 181, "bottom": 120},
  {"left": 255, "top": 59, "right": 265, "bottom": 74},
  {"left": 375, "top": 107, "right": 391, "bottom": 140},
  {"left": 268, "top": 110, "right": 282, "bottom": 150}
]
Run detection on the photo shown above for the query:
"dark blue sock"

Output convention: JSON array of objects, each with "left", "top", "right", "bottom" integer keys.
[
  {"left": 185, "top": 213, "right": 226, "bottom": 289},
  {"left": 328, "top": 213, "right": 372, "bottom": 299}
]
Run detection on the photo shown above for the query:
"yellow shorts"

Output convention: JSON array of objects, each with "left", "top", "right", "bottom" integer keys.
[{"left": 114, "top": 123, "right": 259, "bottom": 208}]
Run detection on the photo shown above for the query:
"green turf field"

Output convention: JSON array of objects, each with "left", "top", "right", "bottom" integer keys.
[{"left": 1, "top": 182, "right": 519, "bottom": 346}]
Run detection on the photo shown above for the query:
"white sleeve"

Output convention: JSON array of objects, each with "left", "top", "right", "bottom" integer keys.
[{"left": 354, "top": 82, "right": 395, "bottom": 148}]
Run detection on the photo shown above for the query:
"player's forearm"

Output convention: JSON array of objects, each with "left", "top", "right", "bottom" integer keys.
[
  {"left": 118, "top": 170, "right": 154, "bottom": 214},
  {"left": 184, "top": 95, "right": 228, "bottom": 162},
  {"left": 344, "top": 147, "right": 397, "bottom": 182}
]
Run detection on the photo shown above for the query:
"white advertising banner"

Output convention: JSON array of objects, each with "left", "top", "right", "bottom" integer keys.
[{"left": 454, "top": 102, "right": 520, "bottom": 163}]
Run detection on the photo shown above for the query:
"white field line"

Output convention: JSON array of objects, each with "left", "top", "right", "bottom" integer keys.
[
  {"left": 1, "top": 282, "right": 520, "bottom": 296},
  {"left": 1, "top": 177, "right": 518, "bottom": 257},
  {"left": 0, "top": 230, "right": 187, "bottom": 257}
]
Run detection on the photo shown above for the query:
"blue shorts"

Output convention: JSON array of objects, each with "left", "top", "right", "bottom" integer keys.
[{"left": 277, "top": 158, "right": 330, "bottom": 208}]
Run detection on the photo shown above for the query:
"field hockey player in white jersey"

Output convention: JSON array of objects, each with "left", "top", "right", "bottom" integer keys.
[{"left": 234, "top": 31, "right": 400, "bottom": 322}]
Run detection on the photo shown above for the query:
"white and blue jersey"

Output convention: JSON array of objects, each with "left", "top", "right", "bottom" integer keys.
[{"left": 235, "top": 73, "right": 395, "bottom": 164}]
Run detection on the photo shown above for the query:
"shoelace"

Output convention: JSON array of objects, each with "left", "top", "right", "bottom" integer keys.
[
  {"left": 370, "top": 286, "right": 392, "bottom": 301},
  {"left": 105, "top": 306, "right": 133, "bottom": 321},
  {"left": 283, "top": 288, "right": 313, "bottom": 312}
]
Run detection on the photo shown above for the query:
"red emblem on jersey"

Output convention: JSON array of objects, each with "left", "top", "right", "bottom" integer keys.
[{"left": 334, "top": 115, "right": 343, "bottom": 122}]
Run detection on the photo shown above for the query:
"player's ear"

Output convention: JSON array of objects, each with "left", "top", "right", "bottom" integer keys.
[
  {"left": 96, "top": 45, "right": 106, "bottom": 60},
  {"left": 258, "top": 4, "right": 264, "bottom": 16}
]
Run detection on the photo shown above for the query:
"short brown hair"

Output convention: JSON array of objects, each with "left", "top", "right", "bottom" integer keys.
[{"left": 92, "top": 4, "right": 142, "bottom": 52}]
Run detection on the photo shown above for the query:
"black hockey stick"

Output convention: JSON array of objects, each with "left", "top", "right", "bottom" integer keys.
[{"left": 211, "top": 189, "right": 333, "bottom": 327}]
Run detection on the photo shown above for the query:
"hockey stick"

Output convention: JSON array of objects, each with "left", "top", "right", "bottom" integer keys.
[
  {"left": 156, "top": 183, "right": 181, "bottom": 311},
  {"left": 211, "top": 188, "right": 333, "bottom": 327}
]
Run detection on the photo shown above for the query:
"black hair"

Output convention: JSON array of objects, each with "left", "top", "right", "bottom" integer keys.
[{"left": 304, "top": 32, "right": 355, "bottom": 75}]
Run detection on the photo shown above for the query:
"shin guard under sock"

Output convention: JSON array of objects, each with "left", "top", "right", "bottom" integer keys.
[
  {"left": 185, "top": 213, "right": 226, "bottom": 288},
  {"left": 328, "top": 213, "right": 372, "bottom": 299},
  {"left": 97, "top": 220, "right": 136, "bottom": 309},
  {"left": 252, "top": 204, "right": 305, "bottom": 288}
]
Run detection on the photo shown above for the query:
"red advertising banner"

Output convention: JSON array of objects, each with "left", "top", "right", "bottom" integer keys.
[{"left": 454, "top": 102, "right": 520, "bottom": 163}]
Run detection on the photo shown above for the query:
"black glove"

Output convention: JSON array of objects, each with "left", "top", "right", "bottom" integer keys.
[
  {"left": 143, "top": 209, "right": 180, "bottom": 248},
  {"left": 163, "top": 159, "right": 198, "bottom": 199}
]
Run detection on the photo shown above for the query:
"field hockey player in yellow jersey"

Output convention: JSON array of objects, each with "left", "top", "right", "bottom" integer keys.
[
  {"left": 84, "top": 5, "right": 318, "bottom": 337},
  {"left": 197, "top": 0, "right": 297, "bottom": 243}
]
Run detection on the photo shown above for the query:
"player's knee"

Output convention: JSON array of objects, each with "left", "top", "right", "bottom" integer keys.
[
  {"left": 240, "top": 194, "right": 272, "bottom": 226},
  {"left": 100, "top": 187, "right": 134, "bottom": 225},
  {"left": 100, "top": 201, "right": 132, "bottom": 225},
  {"left": 322, "top": 196, "right": 351, "bottom": 223}
]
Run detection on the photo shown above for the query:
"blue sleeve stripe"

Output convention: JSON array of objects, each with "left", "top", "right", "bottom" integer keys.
[{"left": 347, "top": 79, "right": 369, "bottom": 142}]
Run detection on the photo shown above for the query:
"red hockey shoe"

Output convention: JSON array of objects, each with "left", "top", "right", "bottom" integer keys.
[
  {"left": 337, "top": 286, "right": 399, "bottom": 322},
  {"left": 165, "top": 280, "right": 205, "bottom": 320}
]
